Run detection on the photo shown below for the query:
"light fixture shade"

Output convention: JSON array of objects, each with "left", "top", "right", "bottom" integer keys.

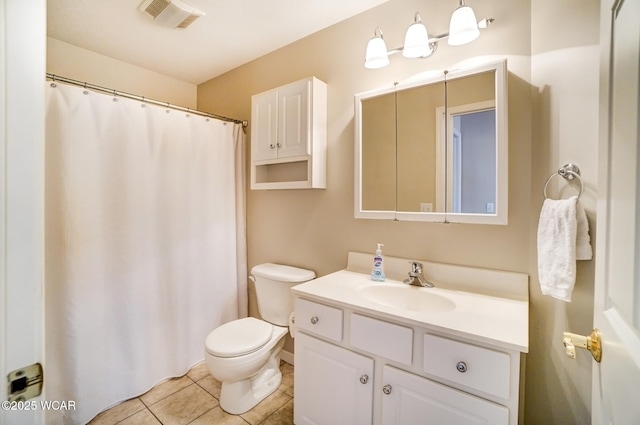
[
  {"left": 365, "top": 32, "right": 389, "bottom": 69},
  {"left": 403, "top": 13, "right": 432, "bottom": 58},
  {"left": 448, "top": 3, "right": 480, "bottom": 46}
]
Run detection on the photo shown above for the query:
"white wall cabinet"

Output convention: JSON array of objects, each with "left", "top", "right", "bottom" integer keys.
[
  {"left": 293, "top": 297, "right": 522, "bottom": 425},
  {"left": 250, "top": 77, "right": 327, "bottom": 190}
]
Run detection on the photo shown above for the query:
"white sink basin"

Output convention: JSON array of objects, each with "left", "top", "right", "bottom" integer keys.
[{"left": 359, "top": 283, "right": 456, "bottom": 313}]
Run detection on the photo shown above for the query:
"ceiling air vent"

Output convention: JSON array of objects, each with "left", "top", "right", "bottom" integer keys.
[{"left": 139, "top": 0, "right": 205, "bottom": 30}]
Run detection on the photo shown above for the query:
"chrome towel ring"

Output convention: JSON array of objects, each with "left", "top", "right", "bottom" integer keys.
[{"left": 543, "top": 163, "right": 584, "bottom": 199}]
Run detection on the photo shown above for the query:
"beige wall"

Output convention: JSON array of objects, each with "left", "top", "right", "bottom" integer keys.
[
  {"left": 528, "top": 0, "right": 600, "bottom": 423},
  {"left": 47, "top": 38, "right": 197, "bottom": 109},
  {"left": 198, "top": 0, "right": 600, "bottom": 424}
]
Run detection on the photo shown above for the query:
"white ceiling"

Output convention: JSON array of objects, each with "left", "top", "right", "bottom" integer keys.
[{"left": 47, "top": 0, "right": 389, "bottom": 85}]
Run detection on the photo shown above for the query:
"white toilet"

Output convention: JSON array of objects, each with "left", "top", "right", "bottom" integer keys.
[{"left": 204, "top": 263, "right": 315, "bottom": 414}]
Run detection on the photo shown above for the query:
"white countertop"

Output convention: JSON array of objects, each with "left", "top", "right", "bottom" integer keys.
[{"left": 292, "top": 268, "right": 529, "bottom": 353}]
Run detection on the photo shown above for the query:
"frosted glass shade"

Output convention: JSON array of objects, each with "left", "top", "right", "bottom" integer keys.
[
  {"left": 402, "top": 20, "right": 432, "bottom": 58},
  {"left": 448, "top": 5, "right": 480, "bottom": 45},
  {"left": 365, "top": 36, "right": 389, "bottom": 69}
]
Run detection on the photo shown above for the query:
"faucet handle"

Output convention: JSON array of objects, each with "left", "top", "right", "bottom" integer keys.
[{"left": 409, "top": 261, "right": 423, "bottom": 273}]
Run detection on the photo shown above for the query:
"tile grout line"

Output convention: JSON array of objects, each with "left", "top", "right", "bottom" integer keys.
[
  {"left": 192, "top": 377, "right": 219, "bottom": 400},
  {"left": 132, "top": 375, "right": 199, "bottom": 425},
  {"left": 183, "top": 379, "right": 225, "bottom": 425},
  {"left": 141, "top": 375, "right": 198, "bottom": 409},
  {"left": 254, "top": 392, "right": 293, "bottom": 425},
  {"left": 111, "top": 398, "right": 148, "bottom": 425},
  {"left": 146, "top": 404, "right": 164, "bottom": 425}
]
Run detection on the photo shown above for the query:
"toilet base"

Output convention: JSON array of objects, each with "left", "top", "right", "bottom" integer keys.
[{"left": 218, "top": 343, "right": 284, "bottom": 415}]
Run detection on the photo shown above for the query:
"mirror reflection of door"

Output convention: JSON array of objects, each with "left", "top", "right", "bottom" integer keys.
[
  {"left": 445, "top": 70, "right": 497, "bottom": 215},
  {"left": 450, "top": 106, "right": 496, "bottom": 214}
]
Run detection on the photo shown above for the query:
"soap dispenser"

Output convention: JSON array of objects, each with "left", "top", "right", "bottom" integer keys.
[{"left": 371, "top": 243, "right": 386, "bottom": 282}]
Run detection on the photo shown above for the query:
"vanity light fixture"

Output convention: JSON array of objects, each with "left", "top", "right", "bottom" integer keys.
[
  {"left": 364, "top": 1, "right": 494, "bottom": 69},
  {"left": 402, "top": 13, "right": 435, "bottom": 59},
  {"left": 448, "top": 0, "right": 480, "bottom": 45},
  {"left": 364, "top": 27, "right": 390, "bottom": 69}
]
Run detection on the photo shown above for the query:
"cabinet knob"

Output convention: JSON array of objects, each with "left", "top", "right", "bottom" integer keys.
[
  {"left": 310, "top": 316, "right": 319, "bottom": 325},
  {"left": 269, "top": 144, "right": 276, "bottom": 149},
  {"left": 382, "top": 384, "right": 392, "bottom": 395},
  {"left": 359, "top": 374, "right": 369, "bottom": 384},
  {"left": 276, "top": 142, "right": 282, "bottom": 148},
  {"left": 456, "top": 361, "right": 468, "bottom": 373}
]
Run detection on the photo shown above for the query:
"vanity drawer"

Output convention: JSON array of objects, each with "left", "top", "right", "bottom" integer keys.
[
  {"left": 295, "top": 298, "right": 343, "bottom": 342},
  {"left": 423, "top": 334, "right": 510, "bottom": 399},
  {"left": 351, "top": 314, "right": 413, "bottom": 365}
]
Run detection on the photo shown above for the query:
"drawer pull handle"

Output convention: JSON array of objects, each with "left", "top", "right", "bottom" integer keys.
[
  {"left": 359, "top": 375, "right": 369, "bottom": 384},
  {"left": 310, "top": 316, "right": 319, "bottom": 325},
  {"left": 456, "top": 361, "right": 468, "bottom": 373},
  {"left": 382, "top": 384, "right": 392, "bottom": 395}
]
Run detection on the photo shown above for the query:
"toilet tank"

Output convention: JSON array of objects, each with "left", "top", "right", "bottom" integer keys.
[{"left": 251, "top": 263, "right": 315, "bottom": 326}]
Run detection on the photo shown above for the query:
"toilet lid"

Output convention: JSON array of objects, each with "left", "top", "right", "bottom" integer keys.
[{"left": 205, "top": 317, "right": 273, "bottom": 358}]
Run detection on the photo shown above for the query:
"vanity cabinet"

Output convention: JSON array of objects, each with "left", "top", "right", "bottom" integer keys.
[
  {"left": 250, "top": 77, "right": 327, "bottom": 190},
  {"left": 293, "top": 297, "right": 521, "bottom": 425},
  {"left": 294, "top": 333, "right": 374, "bottom": 425},
  {"left": 381, "top": 366, "right": 508, "bottom": 424}
]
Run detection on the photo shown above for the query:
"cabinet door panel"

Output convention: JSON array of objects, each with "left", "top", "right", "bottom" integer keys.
[
  {"left": 278, "top": 79, "right": 310, "bottom": 158},
  {"left": 294, "top": 333, "right": 373, "bottom": 425},
  {"left": 251, "top": 89, "right": 278, "bottom": 161},
  {"left": 382, "top": 366, "right": 508, "bottom": 425}
]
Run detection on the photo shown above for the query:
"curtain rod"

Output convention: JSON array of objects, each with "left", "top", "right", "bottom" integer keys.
[{"left": 46, "top": 73, "right": 248, "bottom": 129}]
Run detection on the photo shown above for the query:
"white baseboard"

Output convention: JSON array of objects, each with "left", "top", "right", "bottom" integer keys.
[{"left": 280, "top": 349, "right": 294, "bottom": 365}]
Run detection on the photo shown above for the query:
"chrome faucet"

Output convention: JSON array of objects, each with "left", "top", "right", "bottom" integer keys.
[{"left": 403, "top": 261, "right": 435, "bottom": 287}]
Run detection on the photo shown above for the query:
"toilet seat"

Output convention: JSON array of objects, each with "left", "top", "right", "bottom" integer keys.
[{"left": 205, "top": 317, "right": 273, "bottom": 358}]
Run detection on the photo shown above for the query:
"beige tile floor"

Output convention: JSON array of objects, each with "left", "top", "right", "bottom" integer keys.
[{"left": 88, "top": 361, "right": 294, "bottom": 425}]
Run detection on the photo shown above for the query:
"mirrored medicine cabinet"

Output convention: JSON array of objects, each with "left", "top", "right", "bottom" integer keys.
[{"left": 354, "top": 60, "right": 508, "bottom": 224}]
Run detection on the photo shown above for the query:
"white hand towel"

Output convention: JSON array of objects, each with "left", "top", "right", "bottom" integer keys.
[
  {"left": 537, "top": 196, "right": 586, "bottom": 302},
  {"left": 575, "top": 201, "right": 593, "bottom": 260}
]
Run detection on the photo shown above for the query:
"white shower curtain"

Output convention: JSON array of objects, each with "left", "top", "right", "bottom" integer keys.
[{"left": 44, "top": 82, "right": 247, "bottom": 424}]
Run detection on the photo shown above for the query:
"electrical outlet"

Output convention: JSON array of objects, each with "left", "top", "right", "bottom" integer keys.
[{"left": 420, "top": 203, "right": 433, "bottom": 212}]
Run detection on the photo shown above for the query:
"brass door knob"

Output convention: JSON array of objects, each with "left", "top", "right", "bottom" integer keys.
[{"left": 562, "top": 328, "right": 602, "bottom": 362}]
